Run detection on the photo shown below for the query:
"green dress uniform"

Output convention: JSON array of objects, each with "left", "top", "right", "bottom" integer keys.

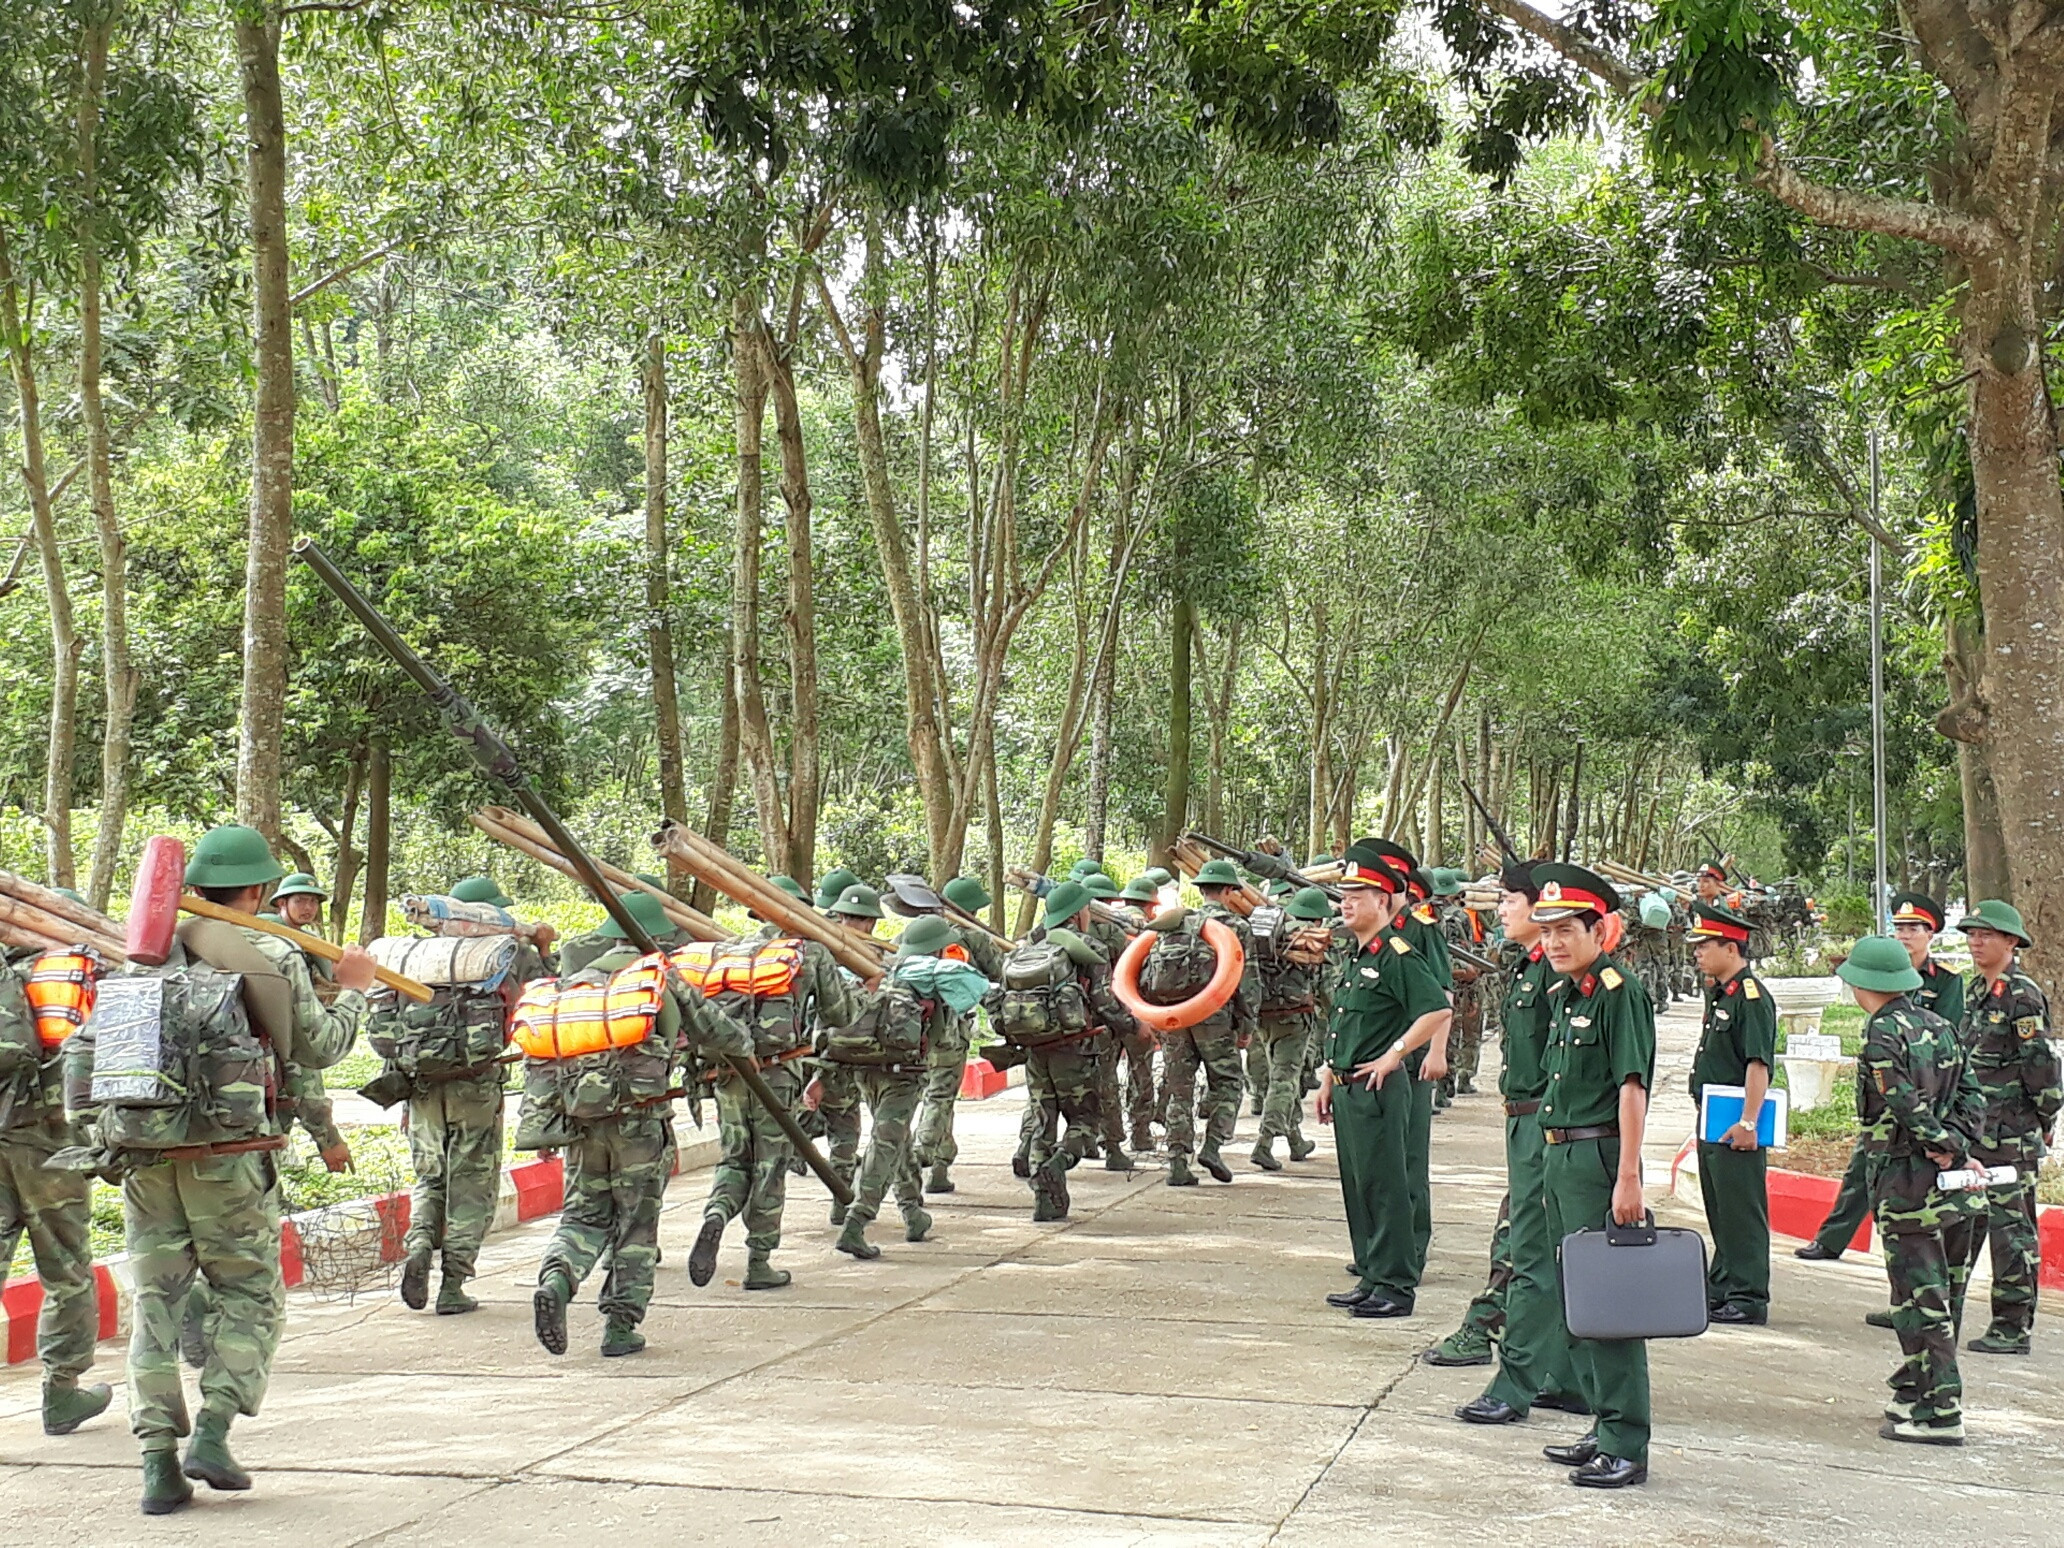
[
  {"left": 1399, "top": 902, "right": 1452, "bottom": 1277},
  {"left": 1477, "top": 944, "right": 1580, "bottom": 1410},
  {"left": 1957, "top": 938, "right": 2059, "bottom": 1351},
  {"left": 1691, "top": 964, "right": 1777, "bottom": 1320},
  {"left": 1807, "top": 954, "right": 1964, "bottom": 1257},
  {"left": 1539, "top": 950, "right": 1656, "bottom": 1467},
  {"left": 1327, "top": 926, "right": 1449, "bottom": 1307}
]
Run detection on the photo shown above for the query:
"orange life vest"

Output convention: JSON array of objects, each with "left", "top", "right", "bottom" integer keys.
[
  {"left": 667, "top": 940, "right": 805, "bottom": 999},
  {"left": 941, "top": 942, "right": 970, "bottom": 964},
  {"left": 511, "top": 955, "right": 667, "bottom": 1060},
  {"left": 25, "top": 951, "right": 97, "bottom": 1049}
]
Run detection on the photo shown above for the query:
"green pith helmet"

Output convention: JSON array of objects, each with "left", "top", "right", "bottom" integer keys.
[
  {"left": 51, "top": 886, "right": 87, "bottom": 907},
  {"left": 1194, "top": 858, "right": 1241, "bottom": 888},
  {"left": 597, "top": 890, "right": 678, "bottom": 942},
  {"left": 1082, "top": 873, "right": 1121, "bottom": 901},
  {"left": 815, "top": 867, "right": 862, "bottom": 910},
  {"left": 1120, "top": 876, "right": 1159, "bottom": 903},
  {"left": 898, "top": 915, "right": 957, "bottom": 956},
  {"left": 1430, "top": 868, "right": 1466, "bottom": 898},
  {"left": 273, "top": 872, "right": 329, "bottom": 902},
  {"left": 1143, "top": 867, "right": 1174, "bottom": 889},
  {"left": 184, "top": 826, "right": 285, "bottom": 890},
  {"left": 1043, "top": 880, "right": 1092, "bottom": 929},
  {"left": 1958, "top": 898, "right": 2030, "bottom": 946},
  {"left": 942, "top": 876, "right": 991, "bottom": 913},
  {"left": 768, "top": 875, "right": 808, "bottom": 902},
  {"left": 1286, "top": 887, "right": 1332, "bottom": 922},
  {"left": 1310, "top": 853, "right": 1335, "bottom": 869},
  {"left": 1266, "top": 878, "right": 1297, "bottom": 899},
  {"left": 451, "top": 875, "right": 514, "bottom": 909},
  {"left": 831, "top": 883, "right": 884, "bottom": 920},
  {"left": 1837, "top": 935, "right": 1924, "bottom": 993},
  {"left": 1068, "top": 858, "right": 1103, "bottom": 879}
]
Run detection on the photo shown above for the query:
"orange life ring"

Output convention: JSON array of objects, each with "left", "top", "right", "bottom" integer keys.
[
  {"left": 1596, "top": 911, "right": 1626, "bottom": 955},
  {"left": 1114, "top": 918, "right": 1245, "bottom": 1032}
]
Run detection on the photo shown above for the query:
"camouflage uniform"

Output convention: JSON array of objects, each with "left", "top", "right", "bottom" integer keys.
[
  {"left": 914, "top": 923, "right": 1005, "bottom": 1182},
  {"left": 1106, "top": 902, "right": 1161, "bottom": 1149},
  {"left": 703, "top": 925, "right": 857, "bottom": 1259},
  {"left": 538, "top": 946, "right": 749, "bottom": 1327},
  {"left": 1439, "top": 903, "right": 1489, "bottom": 1097},
  {"left": 1959, "top": 967, "right": 2060, "bottom": 1348},
  {"left": 1860, "top": 995, "right": 1986, "bottom": 1427},
  {"left": 815, "top": 1061, "right": 865, "bottom": 1204},
  {"left": 125, "top": 931, "right": 364, "bottom": 1454},
  {"left": 1247, "top": 923, "right": 1321, "bottom": 1161},
  {"left": 1160, "top": 902, "right": 1256, "bottom": 1173},
  {"left": 0, "top": 950, "right": 102, "bottom": 1406},
  {"left": 1079, "top": 911, "right": 1140, "bottom": 1158}
]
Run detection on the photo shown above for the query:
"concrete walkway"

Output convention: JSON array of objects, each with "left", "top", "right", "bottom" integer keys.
[{"left": 4, "top": 987, "right": 2061, "bottom": 1547}]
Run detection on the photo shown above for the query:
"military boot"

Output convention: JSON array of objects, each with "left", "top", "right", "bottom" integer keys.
[
  {"left": 1423, "top": 1326, "right": 1495, "bottom": 1367},
  {"left": 1864, "top": 1307, "right": 1895, "bottom": 1330},
  {"left": 533, "top": 1269, "right": 573, "bottom": 1355},
  {"left": 1103, "top": 1146, "right": 1135, "bottom": 1173},
  {"left": 600, "top": 1316, "right": 646, "bottom": 1357},
  {"left": 1011, "top": 1151, "right": 1032, "bottom": 1178},
  {"left": 1879, "top": 1415, "right": 1964, "bottom": 1446},
  {"left": 1967, "top": 1328, "right": 2031, "bottom": 1356},
  {"left": 1198, "top": 1144, "right": 1233, "bottom": 1184},
  {"left": 399, "top": 1246, "right": 433, "bottom": 1310},
  {"left": 1250, "top": 1140, "right": 1283, "bottom": 1172},
  {"left": 744, "top": 1251, "right": 792, "bottom": 1290},
  {"left": 688, "top": 1211, "right": 726, "bottom": 1287},
  {"left": 436, "top": 1274, "right": 479, "bottom": 1316},
  {"left": 140, "top": 1449, "right": 193, "bottom": 1516},
  {"left": 1167, "top": 1156, "right": 1198, "bottom": 1187},
  {"left": 927, "top": 1164, "right": 955, "bottom": 1194},
  {"left": 42, "top": 1378, "right": 112, "bottom": 1435},
  {"left": 1030, "top": 1158, "right": 1071, "bottom": 1221},
  {"left": 1288, "top": 1135, "right": 1318, "bottom": 1162},
  {"left": 903, "top": 1205, "right": 933, "bottom": 1243},
  {"left": 1129, "top": 1123, "right": 1153, "bottom": 1154},
  {"left": 830, "top": 1198, "right": 848, "bottom": 1225},
  {"left": 182, "top": 1410, "right": 252, "bottom": 1491},
  {"left": 837, "top": 1214, "right": 882, "bottom": 1260}
]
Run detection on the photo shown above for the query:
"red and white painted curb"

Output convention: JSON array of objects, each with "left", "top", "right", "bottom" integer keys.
[{"left": 5, "top": 1058, "right": 1022, "bottom": 1364}]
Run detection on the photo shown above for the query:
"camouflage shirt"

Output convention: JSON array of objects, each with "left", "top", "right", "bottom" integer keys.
[
  {"left": 1079, "top": 911, "right": 1140, "bottom": 1035},
  {"left": 1958, "top": 966, "right": 2060, "bottom": 1159},
  {"left": 1198, "top": 901, "right": 1261, "bottom": 1036},
  {"left": 1858, "top": 995, "right": 1985, "bottom": 1232}
]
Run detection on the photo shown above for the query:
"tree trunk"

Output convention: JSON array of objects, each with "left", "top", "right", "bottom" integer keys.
[
  {"left": 729, "top": 296, "right": 786, "bottom": 874},
  {"left": 1563, "top": 743, "right": 1583, "bottom": 862},
  {"left": 358, "top": 736, "right": 390, "bottom": 943},
  {"left": 1201, "top": 617, "right": 1240, "bottom": 837},
  {"left": 1083, "top": 437, "right": 1139, "bottom": 860},
  {"left": 0, "top": 231, "right": 79, "bottom": 886},
  {"left": 1424, "top": 745, "right": 1443, "bottom": 866},
  {"left": 1944, "top": 615, "right": 2010, "bottom": 901},
  {"left": 643, "top": 333, "right": 689, "bottom": 838},
  {"left": 762, "top": 318, "right": 820, "bottom": 882},
  {"left": 697, "top": 643, "right": 740, "bottom": 914},
  {"left": 1157, "top": 594, "right": 1195, "bottom": 865},
  {"left": 1020, "top": 533, "right": 1097, "bottom": 933},
  {"left": 329, "top": 742, "right": 366, "bottom": 942},
  {"left": 233, "top": 7, "right": 293, "bottom": 842}
]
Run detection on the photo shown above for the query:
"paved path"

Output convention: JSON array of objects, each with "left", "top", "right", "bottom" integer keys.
[{"left": 5, "top": 985, "right": 2061, "bottom": 1546}]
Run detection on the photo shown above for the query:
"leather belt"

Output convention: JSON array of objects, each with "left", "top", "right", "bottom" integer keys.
[
  {"left": 1503, "top": 1099, "right": 1542, "bottom": 1118},
  {"left": 1544, "top": 1123, "right": 1619, "bottom": 1145},
  {"left": 160, "top": 1136, "right": 288, "bottom": 1162}
]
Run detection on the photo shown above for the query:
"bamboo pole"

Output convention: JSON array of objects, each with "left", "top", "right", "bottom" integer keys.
[
  {"left": 1168, "top": 836, "right": 1264, "bottom": 915},
  {"left": 941, "top": 898, "right": 1015, "bottom": 949},
  {"left": 0, "top": 870, "right": 123, "bottom": 945},
  {"left": 1003, "top": 866, "right": 1136, "bottom": 934},
  {"left": 0, "top": 890, "right": 125, "bottom": 959},
  {"left": 652, "top": 822, "right": 885, "bottom": 978},
  {"left": 180, "top": 895, "right": 433, "bottom": 1002},
  {"left": 471, "top": 808, "right": 727, "bottom": 943},
  {"left": 0, "top": 912, "right": 83, "bottom": 956}
]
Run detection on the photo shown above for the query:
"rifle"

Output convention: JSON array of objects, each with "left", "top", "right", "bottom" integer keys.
[
  {"left": 1183, "top": 831, "right": 1342, "bottom": 901},
  {"left": 295, "top": 539, "right": 850, "bottom": 1206},
  {"left": 1460, "top": 778, "right": 1522, "bottom": 869}
]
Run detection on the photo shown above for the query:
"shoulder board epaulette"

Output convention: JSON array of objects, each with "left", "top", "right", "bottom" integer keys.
[
  {"left": 1743, "top": 978, "right": 1761, "bottom": 1000},
  {"left": 1599, "top": 966, "right": 1623, "bottom": 990},
  {"left": 1389, "top": 935, "right": 1413, "bottom": 955}
]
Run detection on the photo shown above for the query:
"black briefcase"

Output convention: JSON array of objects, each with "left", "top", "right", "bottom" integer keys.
[{"left": 1558, "top": 1212, "right": 1709, "bottom": 1340}]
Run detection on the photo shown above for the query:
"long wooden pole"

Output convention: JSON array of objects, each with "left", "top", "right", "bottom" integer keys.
[
  {"left": 472, "top": 808, "right": 727, "bottom": 942},
  {"left": 652, "top": 823, "right": 885, "bottom": 978},
  {"left": 180, "top": 895, "right": 433, "bottom": 1002},
  {"left": 0, "top": 891, "right": 125, "bottom": 959}
]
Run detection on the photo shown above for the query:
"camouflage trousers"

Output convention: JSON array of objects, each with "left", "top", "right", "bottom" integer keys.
[
  {"left": 1967, "top": 1161, "right": 2042, "bottom": 1340},
  {"left": 1252, "top": 1017, "right": 1313, "bottom": 1146},
  {"left": 1451, "top": 1192, "right": 1514, "bottom": 1342},
  {"left": 1018, "top": 1035, "right": 1107, "bottom": 1161},
  {"left": 1160, "top": 1019, "right": 1241, "bottom": 1162},
  {"left": 914, "top": 1021, "right": 971, "bottom": 1169},
  {"left": 705, "top": 1063, "right": 806, "bottom": 1255},
  {"left": 1446, "top": 998, "right": 1484, "bottom": 1095},
  {"left": 540, "top": 1108, "right": 673, "bottom": 1326},
  {"left": 403, "top": 1071, "right": 506, "bottom": 1280},
  {"left": 124, "top": 1152, "right": 283, "bottom": 1449},
  {"left": 817, "top": 1064, "right": 865, "bottom": 1188},
  {"left": 0, "top": 1122, "right": 99, "bottom": 1383},
  {"left": 1025, "top": 1041, "right": 1100, "bottom": 1212},
  {"left": 1114, "top": 1028, "right": 1159, "bottom": 1144},
  {"left": 1096, "top": 1031, "right": 1128, "bottom": 1149},
  {"left": 850, "top": 1067, "right": 925, "bottom": 1225},
  {"left": 1884, "top": 1213, "right": 1982, "bottom": 1425}
]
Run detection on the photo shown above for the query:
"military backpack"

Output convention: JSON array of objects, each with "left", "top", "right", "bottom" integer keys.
[
  {"left": 823, "top": 976, "right": 931, "bottom": 1066},
  {"left": 1138, "top": 918, "right": 1219, "bottom": 1006},
  {"left": 670, "top": 937, "right": 813, "bottom": 1058},
  {"left": 995, "top": 939, "right": 1091, "bottom": 1045},
  {"left": 512, "top": 954, "right": 674, "bottom": 1137},
  {"left": 362, "top": 935, "right": 518, "bottom": 1100}
]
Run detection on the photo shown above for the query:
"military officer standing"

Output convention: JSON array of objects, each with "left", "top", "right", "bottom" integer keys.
[
  {"left": 1530, "top": 863, "right": 1655, "bottom": 1489},
  {"left": 1797, "top": 893, "right": 1965, "bottom": 1277},
  {"left": 1318, "top": 841, "right": 1451, "bottom": 1319},
  {"left": 1956, "top": 900, "right": 2060, "bottom": 1356},
  {"left": 1686, "top": 900, "right": 1775, "bottom": 1325}
]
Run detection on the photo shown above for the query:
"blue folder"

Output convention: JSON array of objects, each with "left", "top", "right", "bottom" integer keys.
[{"left": 1698, "top": 1085, "right": 1788, "bottom": 1148}]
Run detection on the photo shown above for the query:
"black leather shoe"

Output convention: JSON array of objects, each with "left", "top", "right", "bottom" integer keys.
[
  {"left": 1455, "top": 1396, "right": 1522, "bottom": 1425},
  {"left": 1794, "top": 1241, "right": 1841, "bottom": 1261},
  {"left": 1571, "top": 1455, "right": 1647, "bottom": 1489},
  {"left": 1351, "top": 1296, "right": 1413, "bottom": 1319},
  {"left": 1709, "top": 1303, "right": 1767, "bottom": 1325},
  {"left": 1344, "top": 1263, "right": 1362, "bottom": 1276},
  {"left": 1326, "top": 1287, "right": 1372, "bottom": 1309},
  {"left": 1532, "top": 1392, "right": 1592, "bottom": 1416},
  {"left": 1543, "top": 1434, "right": 1599, "bottom": 1467}
]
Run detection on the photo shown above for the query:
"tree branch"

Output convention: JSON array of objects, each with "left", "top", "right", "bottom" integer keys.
[
  {"left": 1475, "top": 0, "right": 1644, "bottom": 94},
  {"left": 290, "top": 234, "right": 413, "bottom": 309}
]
